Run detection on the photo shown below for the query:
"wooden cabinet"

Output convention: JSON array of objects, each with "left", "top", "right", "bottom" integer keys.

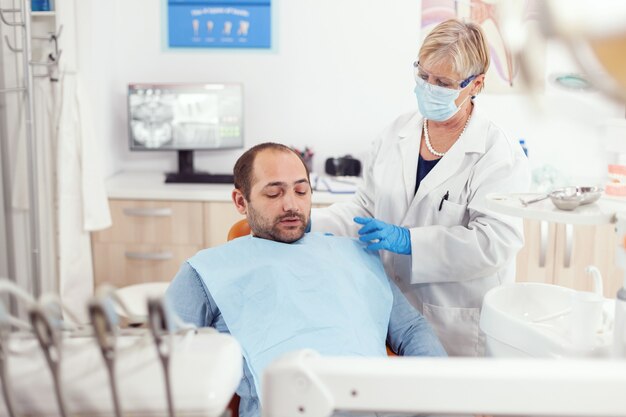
[
  {"left": 92, "top": 199, "right": 220, "bottom": 287},
  {"left": 516, "top": 219, "right": 623, "bottom": 298},
  {"left": 92, "top": 199, "right": 249, "bottom": 287}
]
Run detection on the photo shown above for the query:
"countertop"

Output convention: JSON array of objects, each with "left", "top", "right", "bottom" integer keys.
[{"left": 105, "top": 171, "right": 357, "bottom": 204}]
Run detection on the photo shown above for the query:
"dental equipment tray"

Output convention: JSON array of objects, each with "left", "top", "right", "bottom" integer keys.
[{"left": 0, "top": 330, "right": 242, "bottom": 417}]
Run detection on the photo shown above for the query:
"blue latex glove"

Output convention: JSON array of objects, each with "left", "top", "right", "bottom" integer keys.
[{"left": 354, "top": 217, "right": 412, "bottom": 255}]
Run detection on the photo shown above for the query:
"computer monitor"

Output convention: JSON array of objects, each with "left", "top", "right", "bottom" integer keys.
[{"left": 128, "top": 83, "right": 243, "bottom": 183}]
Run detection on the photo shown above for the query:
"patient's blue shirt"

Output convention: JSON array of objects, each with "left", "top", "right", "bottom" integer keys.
[{"left": 166, "top": 233, "right": 445, "bottom": 417}]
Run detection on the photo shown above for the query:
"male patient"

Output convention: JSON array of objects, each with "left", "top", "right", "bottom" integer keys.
[{"left": 166, "top": 142, "right": 445, "bottom": 417}]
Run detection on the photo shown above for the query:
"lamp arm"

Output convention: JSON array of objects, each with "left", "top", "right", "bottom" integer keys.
[{"left": 262, "top": 350, "right": 626, "bottom": 417}]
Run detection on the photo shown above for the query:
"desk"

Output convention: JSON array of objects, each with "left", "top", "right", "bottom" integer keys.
[{"left": 92, "top": 171, "right": 354, "bottom": 288}]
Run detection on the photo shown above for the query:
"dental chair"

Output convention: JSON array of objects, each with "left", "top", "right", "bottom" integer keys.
[{"left": 227, "top": 219, "right": 251, "bottom": 241}]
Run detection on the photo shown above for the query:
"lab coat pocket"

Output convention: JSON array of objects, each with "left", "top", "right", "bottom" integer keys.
[
  {"left": 434, "top": 200, "right": 468, "bottom": 227},
  {"left": 422, "top": 302, "right": 484, "bottom": 357}
]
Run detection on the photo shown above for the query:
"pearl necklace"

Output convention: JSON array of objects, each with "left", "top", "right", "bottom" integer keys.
[{"left": 423, "top": 113, "right": 472, "bottom": 157}]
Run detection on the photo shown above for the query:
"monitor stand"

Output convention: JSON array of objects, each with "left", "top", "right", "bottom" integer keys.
[{"left": 165, "top": 150, "right": 235, "bottom": 184}]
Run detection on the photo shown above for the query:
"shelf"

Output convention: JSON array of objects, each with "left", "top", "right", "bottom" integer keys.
[
  {"left": 31, "top": 11, "right": 55, "bottom": 17},
  {"left": 486, "top": 193, "right": 626, "bottom": 225}
]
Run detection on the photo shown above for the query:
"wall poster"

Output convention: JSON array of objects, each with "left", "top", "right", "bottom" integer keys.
[
  {"left": 421, "top": 0, "right": 544, "bottom": 93},
  {"left": 167, "top": 0, "right": 271, "bottom": 49}
]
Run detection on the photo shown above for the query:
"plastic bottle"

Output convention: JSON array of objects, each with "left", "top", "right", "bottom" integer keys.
[
  {"left": 519, "top": 138, "right": 528, "bottom": 157},
  {"left": 613, "top": 212, "right": 626, "bottom": 357}
]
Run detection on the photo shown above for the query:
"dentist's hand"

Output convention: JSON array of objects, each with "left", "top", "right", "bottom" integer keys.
[{"left": 354, "top": 217, "right": 411, "bottom": 255}]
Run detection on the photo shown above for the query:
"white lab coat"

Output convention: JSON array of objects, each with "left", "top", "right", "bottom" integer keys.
[
  {"left": 312, "top": 107, "right": 531, "bottom": 356},
  {"left": 55, "top": 0, "right": 112, "bottom": 322}
]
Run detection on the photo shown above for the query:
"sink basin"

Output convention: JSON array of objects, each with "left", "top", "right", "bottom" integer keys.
[{"left": 480, "top": 283, "right": 613, "bottom": 358}]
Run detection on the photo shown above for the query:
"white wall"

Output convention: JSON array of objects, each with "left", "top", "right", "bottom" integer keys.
[
  {"left": 84, "top": 0, "right": 625, "bottom": 185},
  {"left": 89, "top": 0, "right": 421, "bottom": 176}
]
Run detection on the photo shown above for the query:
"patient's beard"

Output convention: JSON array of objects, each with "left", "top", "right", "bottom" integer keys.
[{"left": 247, "top": 206, "right": 308, "bottom": 243}]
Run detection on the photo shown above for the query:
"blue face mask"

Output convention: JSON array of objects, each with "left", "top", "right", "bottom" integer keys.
[{"left": 414, "top": 77, "right": 471, "bottom": 122}]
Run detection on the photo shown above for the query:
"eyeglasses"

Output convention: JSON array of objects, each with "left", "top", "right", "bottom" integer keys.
[{"left": 413, "top": 61, "right": 476, "bottom": 90}]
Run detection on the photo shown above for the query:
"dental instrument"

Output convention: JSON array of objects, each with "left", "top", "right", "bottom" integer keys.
[
  {"left": 88, "top": 295, "right": 123, "bottom": 417},
  {"left": 28, "top": 305, "right": 68, "bottom": 417},
  {"left": 147, "top": 297, "right": 194, "bottom": 417},
  {"left": 519, "top": 194, "right": 549, "bottom": 206}
]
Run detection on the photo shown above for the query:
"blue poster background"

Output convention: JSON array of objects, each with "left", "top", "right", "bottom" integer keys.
[{"left": 168, "top": 1, "right": 271, "bottom": 48}]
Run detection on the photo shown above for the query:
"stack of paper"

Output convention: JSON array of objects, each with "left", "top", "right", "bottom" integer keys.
[{"left": 314, "top": 176, "right": 360, "bottom": 194}]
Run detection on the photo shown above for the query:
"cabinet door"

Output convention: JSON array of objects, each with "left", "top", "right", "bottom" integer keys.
[
  {"left": 92, "top": 242, "right": 202, "bottom": 287},
  {"left": 516, "top": 219, "right": 557, "bottom": 283},
  {"left": 553, "top": 223, "right": 623, "bottom": 298},
  {"left": 204, "top": 202, "right": 245, "bottom": 247},
  {"left": 93, "top": 200, "right": 204, "bottom": 245}
]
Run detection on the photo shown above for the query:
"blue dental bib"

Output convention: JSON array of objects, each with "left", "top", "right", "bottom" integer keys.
[{"left": 188, "top": 233, "right": 392, "bottom": 397}]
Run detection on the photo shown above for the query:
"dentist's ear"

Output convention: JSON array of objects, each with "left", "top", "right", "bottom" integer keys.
[
  {"left": 471, "top": 73, "right": 485, "bottom": 97},
  {"left": 232, "top": 189, "right": 248, "bottom": 215}
]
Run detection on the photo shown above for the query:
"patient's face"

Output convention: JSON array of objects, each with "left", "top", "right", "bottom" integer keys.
[{"left": 245, "top": 150, "right": 311, "bottom": 243}]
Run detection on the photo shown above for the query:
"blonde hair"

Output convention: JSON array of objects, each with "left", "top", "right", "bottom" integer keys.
[{"left": 419, "top": 19, "right": 490, "bottom": 89}]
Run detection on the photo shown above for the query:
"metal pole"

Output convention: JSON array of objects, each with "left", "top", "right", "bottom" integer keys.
[
  {"left": 0, "top": 109, "right": 18, "bottom": 316},
  {"left": 19, "top": 0, "right": 42, "bottom": 298}
]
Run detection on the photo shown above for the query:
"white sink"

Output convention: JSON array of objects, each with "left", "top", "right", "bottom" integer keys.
[{"left": 480, "top": 282, "right": 613, "bottom": 358}]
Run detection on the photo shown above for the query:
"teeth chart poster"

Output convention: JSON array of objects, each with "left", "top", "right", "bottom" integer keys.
[{"left": 167, "top": 0, "right": 271, "bottom": 49}]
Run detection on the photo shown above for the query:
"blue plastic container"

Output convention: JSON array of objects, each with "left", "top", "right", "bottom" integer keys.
[{"left": 31, "top": 0, "right": 51, "bottom": 12}]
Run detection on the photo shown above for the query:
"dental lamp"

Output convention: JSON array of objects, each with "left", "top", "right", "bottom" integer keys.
[{"left": 498, "top": 0, "right": 626, "bottom": 103}]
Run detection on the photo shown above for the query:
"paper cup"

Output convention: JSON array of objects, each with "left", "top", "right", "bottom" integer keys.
[{"left": 570, "top": 291, "right": 604, "bottom": 349}]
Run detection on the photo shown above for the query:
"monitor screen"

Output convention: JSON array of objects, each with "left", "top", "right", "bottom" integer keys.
[{"left": 128, "top": 83, "right": 244, "bottom": 151}]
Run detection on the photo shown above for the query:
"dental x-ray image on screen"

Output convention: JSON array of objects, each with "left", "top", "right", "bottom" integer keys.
[{"left": 128, "top": 83, "right": 243, "bottom": 150}]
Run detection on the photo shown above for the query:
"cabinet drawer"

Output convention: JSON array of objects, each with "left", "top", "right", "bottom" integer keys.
[
  {"left": 93, "top": 200, "right": 204, "bottom": 245},
  {"left": 92, "top": 242, "right": 201, "bottom": 288}
]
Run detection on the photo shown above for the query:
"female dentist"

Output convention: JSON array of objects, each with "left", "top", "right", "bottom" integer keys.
[{"left": 311, "top": 19, "right": 530, "bottom": 356}]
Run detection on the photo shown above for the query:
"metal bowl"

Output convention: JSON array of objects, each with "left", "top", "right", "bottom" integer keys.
[{"left": 548, "top": 186, "right": 603, "bottom": 211}]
